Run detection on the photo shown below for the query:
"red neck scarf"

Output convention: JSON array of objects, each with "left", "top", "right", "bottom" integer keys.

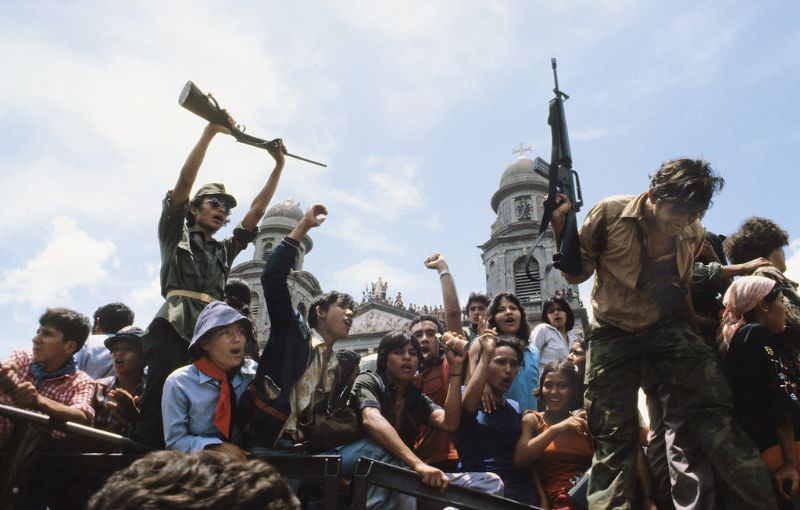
[{"left": 193, "top": 357, "right": 232, "bottom": 440}]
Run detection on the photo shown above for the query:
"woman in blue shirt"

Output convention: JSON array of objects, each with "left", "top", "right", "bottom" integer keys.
[{"left": 162, "top": 301, "right": 257, "bottom": 459}]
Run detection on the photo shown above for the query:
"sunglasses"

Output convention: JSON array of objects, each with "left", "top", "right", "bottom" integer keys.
[{"left": 204, "top": 197, "right": 231, "bottom": 214}]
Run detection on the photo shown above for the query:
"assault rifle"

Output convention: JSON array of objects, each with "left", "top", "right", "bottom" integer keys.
[
  {"left": 179, "top": 81, "right": 327, "bottom": 167},
  {"left": 527, "top": 58, "right": 583, "bottom": 281}
]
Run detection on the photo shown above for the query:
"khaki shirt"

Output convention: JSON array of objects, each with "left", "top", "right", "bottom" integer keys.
[
  {"left": 565, "top": 193, "right": 705, "bottom": 333},
  {"left": 151, "top": 191, "right": 247, "bottom": 342},
  {"left": 282, "top": 331, "right": 338, "bottom": 441}
]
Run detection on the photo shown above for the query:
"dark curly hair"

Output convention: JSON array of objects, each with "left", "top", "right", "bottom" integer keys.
[
  {"left": 649, "top": 158, "right": 724, "bottom": 214},
  {"left": 39, "top": 308, "right": 91, "bottom": 350},
  {"left": 487, "top": 292, "right": 531, "bottom": 341},
  {"left": 86, "top": 450, "right": 299, "bottom": 510},
  {"left": 723, "top": 217, "right": 789, "bottom": 265}
]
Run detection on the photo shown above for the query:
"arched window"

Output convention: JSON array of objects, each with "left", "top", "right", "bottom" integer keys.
[
  {"left": 514, "top": 257, "right": 541, "bottom": 302},
  {"left": 262, "top": 241, "right": 274, "bottom": 262},
  {"left": 250, "top": 291, "right": 261, "bottom": 318}
]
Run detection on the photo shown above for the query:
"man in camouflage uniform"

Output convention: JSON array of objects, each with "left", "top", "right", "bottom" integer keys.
[
  {"left": 550, "top": 158, "right": 776, "bottom": 509},
  {"left": 134, "top": 118, "right": 286, "bottom": 447}
]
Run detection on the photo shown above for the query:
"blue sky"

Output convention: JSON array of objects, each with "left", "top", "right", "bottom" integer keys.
[{"left": 2, "top": 1, "right": 798, "bottom": 356}]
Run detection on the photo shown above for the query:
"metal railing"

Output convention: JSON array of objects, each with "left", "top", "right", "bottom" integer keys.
[{"left": 352, "top": 457, "right": 541, "bottom": 510}]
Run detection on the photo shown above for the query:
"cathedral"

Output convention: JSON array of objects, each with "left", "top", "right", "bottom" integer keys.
[{"left": 228, "top": 150, "right": 585, "bottom": 354}]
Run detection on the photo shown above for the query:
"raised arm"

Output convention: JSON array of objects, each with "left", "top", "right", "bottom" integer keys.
[
  {"left": 427, "top": 333, "right": 467, "bottom": 432},
  {"left": 462, "top": 330, "right": 496, "bottom": 414},
  {"left": 240, "top": 140, "right": 287, "bottom": 231},
  {"left": 424, "top": 253, "right": 462, "bottom": 333},
  {"left": 258, "top": 205, "right": 327, "bottom": 388},
  {"left": 172, "top": 122, "right": 231, "bottom": 206}
]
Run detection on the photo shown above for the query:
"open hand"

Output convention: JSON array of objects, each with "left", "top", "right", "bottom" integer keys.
[
  {"left": 205, "top": 441, "right": 250, "bottom": 461},
  {"left": 108, "top": 388, "right": 142, "bottom": 424},
  {"left": 481, "top": 385, "right": 497, "bottom": 414},
  {"left": 740, "top": 257, "right": 772, "bottom": 275}
]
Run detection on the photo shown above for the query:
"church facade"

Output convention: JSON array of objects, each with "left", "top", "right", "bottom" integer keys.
[{"left": 230, "top": 150, "right": 585, "bottom": 354}]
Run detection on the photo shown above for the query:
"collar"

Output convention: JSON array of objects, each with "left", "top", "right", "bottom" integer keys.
[
  {"left": 620, "top": 192, "right": 700, "bottom": 242},
  {"left": 188, "top": 226, "right": 219, "bottom": 243},
  {"left": 194, "top": 359, "right": 256, "bottom": 385},
  {"left": 310, "top": 328, "right": 325, "bottom": 348}
]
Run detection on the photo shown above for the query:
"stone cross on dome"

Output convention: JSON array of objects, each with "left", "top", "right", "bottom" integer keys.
[{"left": 512, "top": 143, "right": 532, "bottom": 158}]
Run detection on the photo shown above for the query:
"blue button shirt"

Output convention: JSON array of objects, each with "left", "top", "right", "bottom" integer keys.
[
  {"left": 162, "top": 358, "right": 257, "bottom": 452},
  {"left": 74, "top": 334, "right": 115, "bottom": 380}
]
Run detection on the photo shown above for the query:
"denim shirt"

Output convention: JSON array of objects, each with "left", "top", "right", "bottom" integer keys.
[{"left": 162, "top": 358, "right": 257, "bottom": 452}]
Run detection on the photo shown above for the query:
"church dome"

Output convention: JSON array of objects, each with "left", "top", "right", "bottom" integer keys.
[
  {"left": 262, "top": 199, "right": 303, "bottom": 224},
  {"left": 499, "top": 157, "right": 549, "bottom": 189},
  {"left": 490, "top": 156, "right": 550, "bottom": 212}
]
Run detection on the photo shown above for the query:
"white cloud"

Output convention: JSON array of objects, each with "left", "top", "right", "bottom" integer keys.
[
  {"left": 332, "top": 1, "right": 517, "bottom": 135},
  {"left": 124, "top": 267, "right": 163, "bottom": 328},
  {"left": 325, "top": 156, "right": 423, "bottom": 222},
  {"left": 0, "top": 217, "right": 117, "bottom": 308},
  {"left": 323, "top": 217, "right": 400, "bottom": 254},
  {"left": 785, "top": 239, "right": 800, "bottom": 283}
]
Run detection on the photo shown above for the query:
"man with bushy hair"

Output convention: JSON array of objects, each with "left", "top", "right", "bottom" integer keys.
[{"left": 551, "top": 157, "right": 775, "bottom": 509}]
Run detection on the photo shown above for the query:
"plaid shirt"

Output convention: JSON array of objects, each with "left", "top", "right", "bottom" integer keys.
[
  {"left": 0, "top": 350, "right": 96, "bottom": 444},
  {"left": 93, "top": 375, "right": 143, "bottom": 435}
]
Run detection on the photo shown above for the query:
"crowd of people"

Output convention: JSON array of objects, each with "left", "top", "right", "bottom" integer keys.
[{"left": 1, "top": 120, "right": 798, "bottom": 510}]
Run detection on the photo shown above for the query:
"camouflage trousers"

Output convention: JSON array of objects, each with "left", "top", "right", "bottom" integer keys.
[{"left": 585, "top": 320, "right": 776, "bottom": 510}]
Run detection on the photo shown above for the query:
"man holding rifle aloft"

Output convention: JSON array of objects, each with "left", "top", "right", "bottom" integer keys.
[
  {"left": 133, "top": 117, "right": 287, "bottom": 448},
  {"left": 550, "top": 158, "right": 777, "bottom": 509}
]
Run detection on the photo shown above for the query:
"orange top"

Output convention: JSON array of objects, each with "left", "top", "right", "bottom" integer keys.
[
  {"left": 533, "top": 411, "right": 594, "bottom": 505},
  {"left": 413, "top": 358, "right": 459, "bottom": 465}
]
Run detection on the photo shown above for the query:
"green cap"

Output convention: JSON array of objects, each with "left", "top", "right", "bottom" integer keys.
[{"left": 192, "top": 183, "right": 237, "bottom": 209}]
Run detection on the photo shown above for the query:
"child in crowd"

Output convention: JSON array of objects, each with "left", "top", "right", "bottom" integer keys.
[{"left": 162, "top": 301, "right": 257, "bottom": 459}]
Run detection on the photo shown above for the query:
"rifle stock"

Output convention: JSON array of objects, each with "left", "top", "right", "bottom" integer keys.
[{"left": 178, "top": 81, "right": 327, "bottom": 167}]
